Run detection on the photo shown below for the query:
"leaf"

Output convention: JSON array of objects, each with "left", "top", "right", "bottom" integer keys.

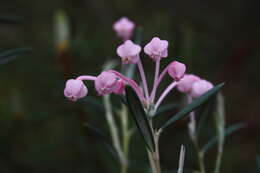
[
  {"left": 125, "top": 86, "right": 155, "bottom": 151},
  {"left": 0, "top": 15, "right": 21, "bottom": 24},
  {"left": 0, "top": 47, "right": 32, "bottom": 65},
  {"left": 82, "top": 123, "right": 119, "bottom": 160},
  {"left": 195, "top": 99, "right": 216, "bottom": 136},
  {"left": 155, "top": 102, "right": 179, "bottom": 116},
  {"left": 160, "top": 83, "right": 225, "bottom": 131},
  {"left": 202, "top": 123, "right": 244, "bottom": 153},
  {"left": 257, "top": 155, "right": 260, "bottom": 171}
]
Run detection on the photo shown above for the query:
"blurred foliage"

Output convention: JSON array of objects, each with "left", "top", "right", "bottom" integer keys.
[{"left": 0, "top": 0, "right": 259, "bottom": 173}]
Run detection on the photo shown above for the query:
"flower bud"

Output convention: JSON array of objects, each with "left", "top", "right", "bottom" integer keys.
[
  {"left": 95, "top": 71, "right": 118, "bottom": 95},
  {"left": 190, "top": 80, "right": 214, "bottom": 98},
  {"left": 168, "top": 61, "right": 186, "bottom": 81},
  {"left": 113, "top": 17, "right": 135, "bottom": 41},
  {"left": 112, "top": 79, "right": 125, "bottom": 95},
  {"left": 144, "top": 37, "right": 168, "bottom": 61},
  {"left": 117, "top": 40, "right": 141, "bottom": 64},
  {"left": 64, "top": 79, "right": 88, "bottom": 102},
  {"left": 177, "top": 74, "right": 201, "bottom": 93}
]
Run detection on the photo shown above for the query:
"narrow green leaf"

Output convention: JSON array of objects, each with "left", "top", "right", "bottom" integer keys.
[
  {"left": 125, "top": 86, "right": 155, "bottom": 151},
  {"left": 195, "top": 99, "right": 216, "bottom": 136},
  {"left": 202, "top": 123, "right": 244, "bottom": 153},
  {"left": 83, "top": 123, "right": 119, "bottom": 160},
  {"left": 160, "top": 83, "right": 225, "bottom": 131},
  {"left": 155, "top": 102, "right": 179, "bottom": 116},
  {"left": 0, "top": 47, "right": 32, "bottom": 65}
]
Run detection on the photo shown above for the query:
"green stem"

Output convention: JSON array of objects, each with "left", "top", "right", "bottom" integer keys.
[
  {"left": 198, "top": 151, "right": 206, "bottom": 173},
  {"left": 153, "top": 132, "right": 161, "bottom": 173},
  {"left": 147, "top": 118, "right": 161, "bottom": 173},
  {"left": 213, "top": 145, "right": 223, "bottom": 173},
  {"left": 120, "top": 105, "right": 132, "bottom": 173},
  {"left": 213, "top": 93, "right": 225, "bottom": 173},
  {"left": 193, "top": 138, "right": 206, "bottom": 173},
  {"left": 103, "top": 95, "right": 126, "bottom": 166},
  {"left": 147, "top": 149, "right": 157, "bottom": 173}
]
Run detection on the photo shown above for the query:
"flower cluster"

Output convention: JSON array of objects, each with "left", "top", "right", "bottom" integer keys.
[{"left": 64, "top": 17, "right": 213, "bottom": 113}]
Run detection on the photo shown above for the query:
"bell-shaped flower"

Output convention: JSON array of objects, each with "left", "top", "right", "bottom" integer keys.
[
  {"left": 144, "top": 37, "right": 168, "bottom": 61},
  {"left": 168, "top": 61, "right": 186, "bottom": 81},
  {"left": 190, "top": 80, "right": 213, "bottom": 98},
  {"left": 64, "top": 79, "right": 88, "bottom": 102},
  {"left": 113, "top": 17, "right": 135, "bottom": 41},
  {"left": 95, "top": 71, "right": 118, "bottom": 95},
  {"left": 117, "top": 40, "right": 141, "bottom": 64},
  {"left": 177, "top": 74, "right": 201, "bottom": 93}
]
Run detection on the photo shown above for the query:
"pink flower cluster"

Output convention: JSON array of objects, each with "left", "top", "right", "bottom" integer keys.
[
  {"left": 64, "top": 17, "right": 213, "bottom": 112},
  {"left": 177, "top": 75, "right": 213, "bottom": 99}
]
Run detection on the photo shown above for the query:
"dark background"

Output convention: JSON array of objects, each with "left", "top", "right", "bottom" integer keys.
[{"left": 0, "top": 0, "right": 259, "bottom": 172}]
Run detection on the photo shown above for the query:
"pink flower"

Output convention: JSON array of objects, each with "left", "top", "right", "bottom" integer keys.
[
  {"left": 190, "top": 80, "right": 214, "bottom": 98},
  {"left": 177, "top": 74, "right": 201, "bottom": 93},
  {"left": 168, "top": 61, "right": 186, "bottom": 81},
  {"left": 117, "top": 40, "right": 141, "bottom": 64},
  {"left": 64, "top": 79, "right": 88, "bottom": 102},
  {"left": 112, "top": 79, "right": 125, "bottom": 95},
  {"left": 113, "top": 17, "right": 135, "bottom": 41},
  {"left": 144, "top": 37, "right": 168, "bottom": 61},
  {"left": 95, "top": 71, "right": 118, "bottom": 95}
]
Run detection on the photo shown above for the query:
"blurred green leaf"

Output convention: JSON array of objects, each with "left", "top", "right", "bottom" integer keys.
[
  {"left": 202, "top": 123, "right": 244, "bottom": 153},
  {"left": 257, "top": 155, "right": 260, "bottom": 171},
  {"left": 0, "top": 15, "right": 21, "bottom": 24},
  {"left": 160, "top": 83, "right": 225, "bottom": 131},
  {"left": 83, "top": 123, "right": 119, "bottom": 160},
  {"left": 0, "top": 47, "right": 32, "bottom": 65},
  {"left": 195, "top": 99, "right": 216, "bottom": 136},
  {"left": 125, "top": 86, "right": 155, "bottom": 151}
]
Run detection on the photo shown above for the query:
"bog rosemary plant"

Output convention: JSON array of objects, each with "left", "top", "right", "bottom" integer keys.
[{"left": 63, "top": 17, "right": 225, "bottom": 173}]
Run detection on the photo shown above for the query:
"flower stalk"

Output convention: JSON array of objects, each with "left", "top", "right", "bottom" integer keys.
[
  {"left": 150, "top": 59, "right": 161, "bottom": 102},
  {"left": 137, "top": 60, "right": 149, "bottom": 102}
]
